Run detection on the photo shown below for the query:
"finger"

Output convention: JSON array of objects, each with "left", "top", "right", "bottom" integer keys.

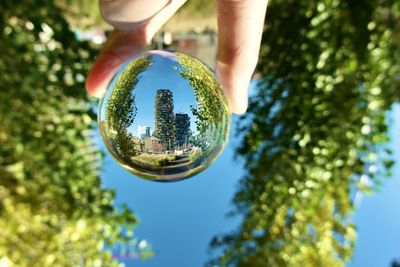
[
  {"left": 216, "top": 0, "right": 268, "bottom": 114},
  {"left": 144, "top": 0, "right": 187, "bottom": 38},
  {"left": 100, "top": 0, "right": 187, "bottom": 36},
  {"left": 100, "top": 0, "right": 172, "bottom": 31},
  {"left": 86, "top": 0, "right": 187, "bottom": 97},
  {"left": 85, "top": 29, "right": 147, "bottom": 97}
]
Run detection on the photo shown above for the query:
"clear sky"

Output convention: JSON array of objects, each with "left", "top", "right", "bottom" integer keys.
[
  {"left": 99, "top": 86, "right": 400, "bottom": 266},
  {"left": 100, "top": 114, "right": 242, "bottom": 267},
  {"left": 103, "top": 52, "right": 199, "bottom": 137},
  {"left": 130, "top": 54, "right": 198, "bottom": 135},
  {"left": 347, "top": 104, "right": 400, "bottom": 267}
]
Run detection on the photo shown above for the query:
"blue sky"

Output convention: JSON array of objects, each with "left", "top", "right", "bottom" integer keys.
[
  {"left": 102, "top": 52, "right": 199, "bottom": 137},
  {"left": 99, "top": 85, "right": 400, "bottom": 266},
  {"left": 348, "top": 104, "right": 400, "bottom": 267},
  {"left": 100, "top": 114, "right": 242, "bottom": 267}
]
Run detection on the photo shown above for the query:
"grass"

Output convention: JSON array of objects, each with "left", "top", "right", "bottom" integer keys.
[
  {"left": 132, "top": 153, "right": 177, "bottom": 166},
  {"left": 189, "top": 148, "right": 203, "bottom": 163}
]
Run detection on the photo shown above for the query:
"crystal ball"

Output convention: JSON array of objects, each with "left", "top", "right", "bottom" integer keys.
[{"left": 98, "top": 50, "right": 231, "bottom": 182}]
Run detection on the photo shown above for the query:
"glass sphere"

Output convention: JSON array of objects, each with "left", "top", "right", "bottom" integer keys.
[{"left": 98, "top": 50, "right": 231, "bottom": 182}]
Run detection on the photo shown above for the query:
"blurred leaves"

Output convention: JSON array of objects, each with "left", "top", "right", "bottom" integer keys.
[
  {"left": 209, "top": 0, "right": 399, "bottom": 266},
  {"left": 0, "top": 1, "right": 143, "bottom": 266},
  {"left": 57, "top": 0, "right": 105, "bottom": 29}
]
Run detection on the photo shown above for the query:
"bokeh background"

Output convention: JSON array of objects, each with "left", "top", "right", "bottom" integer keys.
[{"left": 0, "top": 1, "right": 399, "bottom": 266}]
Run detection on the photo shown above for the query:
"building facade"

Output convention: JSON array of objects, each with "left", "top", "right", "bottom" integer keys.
[
  {"left": 175, "top": 113, "right": 190, "bottom": 148},
  {"left": 154, "top": 89, "right": 176, "bottom": 150},
  {"left": 144, "top": 136, "right": 164, "bottom": 153},
  {"left": 138, "top": 125, "right": 151, "bottom": 139}
]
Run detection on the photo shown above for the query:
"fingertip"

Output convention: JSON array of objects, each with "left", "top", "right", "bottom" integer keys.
[
  {"left": 216, "top": 62, "right": 250, "bottom": 115},
  {"left": 231, "top": 99, "right": 248, "bottom": 115},
  {"left": 85, "top": 51, "right": 123, "bottom": 98},
  {"left": 222, "top": 83, "right": 249, "bottom": 115},
  {"left": 85, "top": 70, "right": 105, "bottom": 98},
  {"left": 229, "top": 87, "right": 249, "bottom": 115}
]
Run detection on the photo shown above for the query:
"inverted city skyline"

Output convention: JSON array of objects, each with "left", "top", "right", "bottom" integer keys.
[{"left": 134, "top": 89, "right": 191, "bottom": 151}]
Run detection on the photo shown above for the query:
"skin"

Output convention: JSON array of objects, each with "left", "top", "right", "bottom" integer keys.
[{"left": 85, "top": 0, "right": 268, "bottom": 115}]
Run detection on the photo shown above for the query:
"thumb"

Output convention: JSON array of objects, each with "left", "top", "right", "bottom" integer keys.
[
  {"left": 85, "top": 29, "right": 147, "bottom": 97},
  {"left": 217, "top": 61, "right": 250, "bottom": 115}
]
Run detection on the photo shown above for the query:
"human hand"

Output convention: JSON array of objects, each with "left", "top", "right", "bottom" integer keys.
[{"left": 85, "top": 0, "right": 268, "bottom": 114}]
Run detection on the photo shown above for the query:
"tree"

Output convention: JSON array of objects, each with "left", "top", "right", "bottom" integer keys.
[
  {"left": 0, "top": 1, "right": 150, "bottom": 266},
  {"left": 209, "top": 0, "right": 399, "bottom": 266},
  {"left": 103, "top": 55, "right": 152, "bottom": 161},
  {"left": 176, "top": 52, "right": 230, "bottom": 151},
  {"left": 392, "top": 260, "right": 400, "bottom": 267}
]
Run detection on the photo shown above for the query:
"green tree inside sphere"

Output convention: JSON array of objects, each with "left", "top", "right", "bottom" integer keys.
[{"left": 99, "top": 51, "right": 231, "bottom": 181}]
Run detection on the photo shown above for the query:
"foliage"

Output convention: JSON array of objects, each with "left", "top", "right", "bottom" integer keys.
[
  {"left": 189, "top": 148, "right": 203, "bottom": 163},
  {"left": 189, "top": 130, "right": 208, "bottom": 150},
  {"left": 132, "top": 154, "right": 177, "bottom": 167},
  {"left": 177, "top": 0, "right": 214, "bottom": 17},
  {"left": 176, "top": 52, "right": 230, "bottom": 149},
  {"left": 57, "top": 0, "right": 105, "bottom": 29},
  {"left": 163, "top": 0, "right": 216, "bottom": 32},
  {"left": 393, "top": 260, "right": 400, "bottom": 267},
  {"left": 209, "top": 0, "right": 399, "bottom": 266},
  {"left": 0, "top": 1, "right": 147, "bottom": 266},
  {"left": 103, "top": 55, "right": 152, "bottom": 161}
]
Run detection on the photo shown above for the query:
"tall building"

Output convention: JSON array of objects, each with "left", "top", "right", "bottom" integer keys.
[
  {"left": 154, "top": 89, "right": 176, "bottom": 150},
  {"left": 175, "top": 113, "right": 190, "bottom": 148},
  {"left": 138, "top": 125, "right": 151, "bottom": 139}
]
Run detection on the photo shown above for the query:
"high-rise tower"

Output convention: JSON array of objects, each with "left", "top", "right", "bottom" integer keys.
[
  {"left": 154, "top": 89, "right": 176, "bottom": 150},
  {"left": 175, "top": 113, "right": 190, "bottom": 148},
  {"left": 138, "top": 125, "right": 151, "bottom": 139}
]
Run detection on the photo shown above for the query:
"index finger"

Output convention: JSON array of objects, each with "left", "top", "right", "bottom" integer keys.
[
  {"left": 216, "top": 0, "right": 268, "bottom": 114},
  {"left": 85, "top": 0, "right": 187, "bottom": 97}
]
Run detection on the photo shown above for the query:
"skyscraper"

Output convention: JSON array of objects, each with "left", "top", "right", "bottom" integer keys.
[
  {"left": 154, "top": 89, "right": 176, "bottom": 150},
  {"left": 138, "top": 125, "right": 151, "bottom": 139},
  {"left": 175, "top": 113, "right": 190, "bottom": 148}
]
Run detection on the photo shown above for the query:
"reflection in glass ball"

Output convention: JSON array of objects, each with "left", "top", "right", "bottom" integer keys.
[{"left": 98, "top": 50, "right": 231, "bottom": 182}]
